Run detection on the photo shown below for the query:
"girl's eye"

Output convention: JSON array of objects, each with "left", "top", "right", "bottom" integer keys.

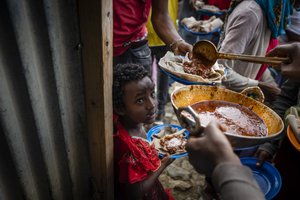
[
  {"left": 151, "top": 91, "right": 156, "bottom": 98},
  {"left": 137, "top": 98, "right": 144, "bottom": 104}
]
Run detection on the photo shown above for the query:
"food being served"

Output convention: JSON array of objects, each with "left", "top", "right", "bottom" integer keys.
[
  {"left": 159, "top": 132, "right": 187, "bottom": 154},
  {"left": 183, "top": 59, "right": 213, "bottom": 78},
  {"left": 158, "top": 51, "right": 225, "bottom": 83},
  {"left": 185, "top": 100, "right": 268, "bottom": 137},
  {"left": 151, "top": 126, "right": 188, "bottom": 155}
]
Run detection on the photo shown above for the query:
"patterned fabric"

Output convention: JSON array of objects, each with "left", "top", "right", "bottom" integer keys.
[
  {"left": 255, "top": 0, "right": 294, "bottom": 38},
  {"left": 218, "top": 0, "right": 294, "bottom": 48},
  {"left": 113, "top": 116, "right": 174, "bottom": 200},
  {"left": 115, "top": 123, "right": 160, "bottom": 183}
]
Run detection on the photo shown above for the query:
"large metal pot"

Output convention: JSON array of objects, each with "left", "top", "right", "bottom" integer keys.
[{"left": 171, "top": 85, "right": 284, "bottom": 148}]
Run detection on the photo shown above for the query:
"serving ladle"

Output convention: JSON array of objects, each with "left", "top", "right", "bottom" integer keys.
[
  {"left": 177, "top": 106, "right": 204, "bottom": 136},
  {"left": 192, "top": 40, "right": 290, "bottom": 68}
]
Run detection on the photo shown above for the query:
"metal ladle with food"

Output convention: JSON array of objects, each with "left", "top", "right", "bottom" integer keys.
[{"left": 192, "top": 40, "right": 290, "bottom": 68}]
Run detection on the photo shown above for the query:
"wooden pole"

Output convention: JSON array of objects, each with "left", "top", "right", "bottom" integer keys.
[{"left": 77, "top": 0, "right": 113, "bottom": 199}]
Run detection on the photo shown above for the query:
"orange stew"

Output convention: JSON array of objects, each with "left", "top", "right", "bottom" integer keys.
[{"left": 191, "top": 101, "right": 268, "bottom": 137}]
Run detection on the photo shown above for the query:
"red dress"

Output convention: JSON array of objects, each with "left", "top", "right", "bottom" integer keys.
[{"left": 113, "top": 119, "right": 174, "bottom": 200}]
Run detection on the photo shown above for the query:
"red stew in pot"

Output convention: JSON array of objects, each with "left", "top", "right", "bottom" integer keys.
[{"left": 191, "top": 100, "right": 268, "bottom": 137}]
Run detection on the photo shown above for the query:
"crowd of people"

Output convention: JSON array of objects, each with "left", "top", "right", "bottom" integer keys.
[{"left": 112, "top": 0, "right": 300, "bottom": 199}]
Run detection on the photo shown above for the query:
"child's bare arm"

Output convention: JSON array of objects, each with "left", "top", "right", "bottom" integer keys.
[{"left": 125, "top": 156, "right": 174, "bottom": 199}]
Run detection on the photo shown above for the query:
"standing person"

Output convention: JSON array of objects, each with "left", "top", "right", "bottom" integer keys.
[
  {"left": 178, "top": 0, "right": 198, "bottom": 45},
  {"left": 217, "top": 0, "right": 298, "bottom": 102},
  {"left": 146, "top": 0, "right": 178, "bottom": 122},
  {"left": 186, "top": 121, "right": 265, "bottom": 200},
  {"left": 255, "top": 42, "right": 300, "bottom": 200},
  {"left": 113, "top": 0, "right": 192, "bottom": 74},
  {"left": 113, "top": 63, "right": 175, "bottom": 200}
]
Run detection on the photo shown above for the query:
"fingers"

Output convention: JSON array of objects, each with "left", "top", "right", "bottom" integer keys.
[
  {"left": 161, "top": 155, "right": 175, "bottom": 165},
  {"left": 255, "top": 150, "right": 271, "bottom": 167},
  {"left": 186, "top": 121, "right": 229, "bottom": 152},
  {"left": 172, "top": 41, "right": 192, "bottom": 55},
  {"left": 271, "top": 63, "right": 282, "bottom": 71},
  {"left": 205, "top": 121, "right": 227, "bottom": 139},
  {"left": 185, "top": 136, "right": 204, "bottom": 152},
  {"left": 188, "top": 52, "right": 193, "bottom": 60},
  {"left": 266, "top": 44, "right": 291, "bottom": 57},
  {"left": 218, "top": 123, "right": 227, "bottom": 132},
  {"left": 255, "top": 155, "right": 264, "bottom": 167},
  {"left": 186, "top": 121, "right": 228, "bottom": 152}
]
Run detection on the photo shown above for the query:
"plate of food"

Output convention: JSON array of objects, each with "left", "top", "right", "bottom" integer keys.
[
  {"left": 240, "top": 157, "right": 282, "bottom": 200},
  {"left": 147, "top": 124, "right": 189, "bottom": 158},
  {"left": 160, "top": 67, "right": 218, "bottom": 85},
  {"left": 182, "top": 24, "right": 221, "bottom": 36},
  {"left": 158, "top": 51, "right": 226, "bottom": 85}
]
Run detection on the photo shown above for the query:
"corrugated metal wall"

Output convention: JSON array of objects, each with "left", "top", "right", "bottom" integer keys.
[{"left": 0, "top": 0, "right": 91, "bottom": 199}]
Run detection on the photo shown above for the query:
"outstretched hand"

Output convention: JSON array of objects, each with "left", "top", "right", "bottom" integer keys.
[
  {"left": 267, "top": 43, "right": 300, "bottom": 81},
  {"left": 185, "top": 121, "right": 241, "bottom": 177},
  {"left": 171, "top": 40, "right": 193, "bottom": 56},
  {"left": 160, "top": 155, "right": 175, "bottom": 167},
  {"left": 255, "top": 149, "right": 272, "bottom": 167}
]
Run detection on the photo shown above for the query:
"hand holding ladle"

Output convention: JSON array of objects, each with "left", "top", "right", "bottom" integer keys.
[{"left": 192, "top": 40, "right": 290, "bottom": 68}]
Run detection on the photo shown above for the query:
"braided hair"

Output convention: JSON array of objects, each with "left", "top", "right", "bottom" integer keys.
[{"left": 113, "top": 63, "right": 150, "bottom": 110}]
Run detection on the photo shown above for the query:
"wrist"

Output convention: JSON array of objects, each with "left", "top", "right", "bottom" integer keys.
[
  {"left": 215, "top": 152, "right": 241, "bottom": 167},
  {"left": 169, "top": 38, "right": 184, "bottom": 52}
]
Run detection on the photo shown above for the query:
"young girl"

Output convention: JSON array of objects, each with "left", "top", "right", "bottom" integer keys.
[{"left": 113, "top": 63, "right": 174, "bottom": 200}]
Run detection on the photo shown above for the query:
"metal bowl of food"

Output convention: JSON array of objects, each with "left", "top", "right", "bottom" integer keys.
[{"left": 171, "top": 85, "right": 284, "bottom": 148}]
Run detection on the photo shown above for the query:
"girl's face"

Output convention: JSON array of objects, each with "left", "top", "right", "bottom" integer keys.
[{"left": 121, "top": 76, "right": 157, "bottom": 125}]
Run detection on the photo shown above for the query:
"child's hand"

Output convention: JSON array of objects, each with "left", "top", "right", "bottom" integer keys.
[{"left": 161, "top": 155, "right": 175, "bottom": 167}]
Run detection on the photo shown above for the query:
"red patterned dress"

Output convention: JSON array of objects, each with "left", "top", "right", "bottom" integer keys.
[{"left": 113, "top": 120, "right": 174, "bottom": 200}]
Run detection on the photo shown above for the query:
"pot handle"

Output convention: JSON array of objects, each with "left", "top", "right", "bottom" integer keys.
[
  {"left": 240, "top": 86, "right": 265, "bottom": 103},
  {"left": 177, "top": 106, "right": 204, "bottom": 136}
]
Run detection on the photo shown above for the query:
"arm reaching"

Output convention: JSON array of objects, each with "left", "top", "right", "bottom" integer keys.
[
  {"left": 125, "top": 155, "right": 174, "bottom": 199},
  {"left": 186, "top": 121, "right": 265, "bottom": 200},
  {"left": 151, "top": 0, "right": 192, "bottom": 55},
  {"left": 267, "top": 43, "right": 300, "bottom": 81}
]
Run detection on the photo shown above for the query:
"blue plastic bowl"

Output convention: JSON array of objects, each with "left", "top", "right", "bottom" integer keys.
[
  {"left": 234, "top": 145, "right": 259, "bottom": 157},
  {"left": 147, "top": 124, "right": 189, "bottom": 159},
  {"left": 182, "top": 24, "right": 221, "bottom": 45},
  {"left": 240, "top": 157, "right": 282, "bottom": 200},
  {"left": 182, "top": 24, "right": 221, "bottom": 36}
]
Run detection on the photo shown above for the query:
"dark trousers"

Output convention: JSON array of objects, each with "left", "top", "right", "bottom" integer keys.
[
  {"left": 113, "top": 42, "right": 152, "bottom": 74},
  {"left": 150, "top": 45, "right": 172, "bottom": 115}
]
